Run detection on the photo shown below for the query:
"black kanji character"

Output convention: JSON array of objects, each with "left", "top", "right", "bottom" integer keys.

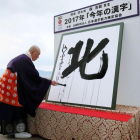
[
  {"left": 119, "top": 13, "right": 122, "bottom": 17},
  {"left": 120, "top": 3, "right": 128, "bottom": 11},
  {"left": 99, "top": 5, "right": 102, "bottom": 8},
  {"left": 61, "top": 38, "right": 109, "bottom": 80},
  {"left": 115, "top": 14, "right": 118, "bottom": 18},
  {"left": 79, "top": 15, "right": 85, "bottom": 20},
  {"left": 96, "top": 10, "right": 103, "bottom": 16},
  {"left": 95, "top": 6, "right": 98, "bottom": 9},
  {"left": 108, "top": 16, "right": 111, "bottom": 19},
  {"left": 95, "top": 19, "right": 97, "bottom": 22},
  {"left": 89, "top": 7, "right": 92, "bottom": 11},
  {"left": 112, "top": 5, "right": 119, "bottom": 13},
  {"left": 90, "top": 12, "right": 96, "bottom": 18}
]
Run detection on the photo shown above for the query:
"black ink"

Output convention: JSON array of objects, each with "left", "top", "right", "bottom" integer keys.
[
  {"left": 96, "top": 10, "right": 103, "bottom": 17},
  {"left": 61, "top": 38, "right": 109, "bottom": 80},
  {"left": 90, "top": 12, "right": 96, "bottom": 18},
  {"left": 56, "top": 45, "right": 67, "bottom": 83},
  {"left": 59, "top": 45, "right": 67, "bottom": 70},
  {"left": 68, "top": 41, "right": 83, "bottom": 65},
  {"left": 80, "top": 50, "right": 108, "bottom": 80},
  {"left": 112, "top": 6, "right": 119, "bottom": 13},
  {"left": 56, "top": 71, "right": 61, "bottom": 82},
  {"left": 120, "top": 3, "right": 128, "bottom": 11}
]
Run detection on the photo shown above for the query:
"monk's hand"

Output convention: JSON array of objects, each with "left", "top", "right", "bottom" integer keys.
[{"left": 51, "top": 80, "right": 57, "bottom": 86}]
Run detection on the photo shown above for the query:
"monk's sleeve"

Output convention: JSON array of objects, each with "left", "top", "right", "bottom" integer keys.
[{"left": 17, "top": 59, "right": 52, "bottom": 117}]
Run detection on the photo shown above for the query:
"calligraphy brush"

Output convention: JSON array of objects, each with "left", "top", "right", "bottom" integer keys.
[{"left": 57, "top": 83, "right": 66, "bottom": 86}]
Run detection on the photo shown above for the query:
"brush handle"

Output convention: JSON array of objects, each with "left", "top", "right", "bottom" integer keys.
[{"left": 57, "top": 83, "right": 66, "bottom": 86}]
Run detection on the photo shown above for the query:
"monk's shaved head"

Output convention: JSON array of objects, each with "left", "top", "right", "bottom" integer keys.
[
  {"left": 29, "top": 45, "right": 41, "bottom": 61},
  {"left": 29, "top": 45, "right": 40, "bottom": 53}
]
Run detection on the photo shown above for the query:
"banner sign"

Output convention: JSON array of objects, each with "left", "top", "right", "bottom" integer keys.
[{"left": 54, "top": 0, "right": 139, "bottom": 33}]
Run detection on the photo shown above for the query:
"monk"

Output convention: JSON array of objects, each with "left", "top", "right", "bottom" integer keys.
[{"left": 0, "top": 45, "right": 57, "bottom": 138}]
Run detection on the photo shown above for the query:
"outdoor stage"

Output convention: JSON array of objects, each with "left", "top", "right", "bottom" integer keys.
[{"left": 28, "top": 102, "right": 140, "bottom": 140}]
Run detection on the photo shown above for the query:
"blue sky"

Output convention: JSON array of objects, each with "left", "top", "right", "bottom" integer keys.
[{"left": 0, "top": 0, "right": 106, "bottom": 72}]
